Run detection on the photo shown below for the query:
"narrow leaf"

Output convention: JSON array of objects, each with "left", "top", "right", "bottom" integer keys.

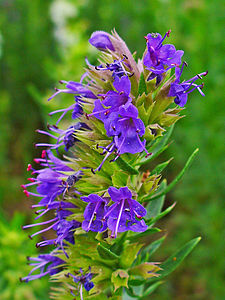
[
  {"left": 137, "top": 124, "right": 174, "bottom": 166},
  {"left": 120, "top": 243, "right": 144, "bottom": 269},
  {"left": 127, "top": 228, "right": 161, "bottom": 241},
  {"left": 97, "top": 243, "right": 119, "bottom": 260},
  {"left": 146, "top": 202, "right": 176, "bottom": 226},
  {"left": 149, "top": 148, "right": 199, "bottom": 201},
  {"left": 116, "top": 157, "right": 139, "bottom": 174},
  {"left": 138, "top": 72, "right": 147, "bottom": 96},
  {"left": 139, "top": 281, "right": 164, "bottom": 298},
  {"left": 151, "top": 158, "right": 173, "bottom": 175},
  {"left": 145, "top": 180, "right": 167, "bottom": 217},
  {"left": 158, "top": 237, "right": 201, "bottom": 278}
]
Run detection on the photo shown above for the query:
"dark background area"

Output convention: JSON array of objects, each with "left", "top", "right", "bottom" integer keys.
[{"left": 0, "top": 0, "right": 224, "bottom": 299}]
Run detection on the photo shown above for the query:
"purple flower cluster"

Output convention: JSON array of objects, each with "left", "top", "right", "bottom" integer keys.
[
  {"left": 142, "top": 30, "right": 207, "bottom": 105},
  {"left": 88, "top": 75, "right": 151, "bottom": 171},
  {"left": 22, "top": 150, "right": 81, "bottom": 257},
  {"left": 168, "top": 63, "right": 208, "bottom": 107},
  {"left": 81, "top": 186, "right": 147, "bottom": 238},
  {"left": 143, "top": 30, "right": 183, "bottom": 82},
  {"left": 48, "top": 80, "right": 97, "bottom": 125}
]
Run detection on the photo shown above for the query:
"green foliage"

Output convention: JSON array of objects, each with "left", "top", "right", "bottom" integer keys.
[{"left": 0, "top": 213, "right": 49, "bottom": 300}]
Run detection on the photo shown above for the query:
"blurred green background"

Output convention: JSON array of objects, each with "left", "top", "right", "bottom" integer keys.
[{"left": 0, "top": 0, "right": 224, "bottom": 299}]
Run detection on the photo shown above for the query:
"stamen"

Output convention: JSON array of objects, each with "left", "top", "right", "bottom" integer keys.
[{"left": 113, "top": 198, "right": 125, "bottom": 238}]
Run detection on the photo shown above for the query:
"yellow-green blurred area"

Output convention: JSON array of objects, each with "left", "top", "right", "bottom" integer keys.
[{"left": 0, "top": 0, "right": 224, "bottom": 299}]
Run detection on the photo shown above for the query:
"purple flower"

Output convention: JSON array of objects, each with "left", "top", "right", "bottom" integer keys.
[
  {"left": 22, "top": 151, "right": 82, "bottom": 256},
  {"left": 104, "top": 187, "right": 147, "bottom": 238},
  {"left": 20, "top": 253, "right": 65, "bottom": 282},
  {"left": 89, "top": 31, "right": 115, "bottom": 51},
  {"left": 81, "top": 194, "right": 108, "bottom": 232},
  {"left": 91, "top": 103, "right": 151, "bottom": 172},
  {"left": 87, "top": 55, "right": 133, "bottom": 78},
  {"left": 143, "top": 30, "right": 184, "bottom": 76},
  {"left": 22, "top": 151, "right": 76, "bottom": 204},
  {"left": 105, "top": 104, "right": 150, "bottom": 156},
  {"left": 67, "top": 268, "right": 94, "bottom": 299},
  {"left": 169, "top": 63, "right": 208, "bottom": 107},
  {"left": 36, "top": 217, "right": 81, "bottom": 257},
  {"left": 23, "top": 201, "right": 81, "bottom": 257},
  {"left": 36, "top": 122, "right": 89, "bottom": 152},
  {"left": 48, "top": 80, "right": 97, "bottom": 125},
  {"left": 88, "top": 75, "right": 132, "bottom": 122}
]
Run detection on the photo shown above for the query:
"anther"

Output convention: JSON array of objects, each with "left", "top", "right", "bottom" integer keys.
[
  {"left": 166, "top": 29, "right": 171, "bottom": 37},
  {"left": 27, "top": 164, "right": 32, "bottom": 171},
  {"left": 129, "top": 73, "right": 134, "bottom": 77},
  {"left": 41, "top": 150, "right": 46, "bottom": 158},
  {"left": 123, "top": 54, "right": 128, "bottom": 59},
  {"left": 145, "top": 152, "right": 152, "bottom": 158},
  {"left": 33, "top": 159, "right": 40, "bottom": 164},
  {"left": 184, "top": 61, "right": 188, "bottom": 66},
  {"left": 54, "top": 88, "right": 59, "bottom": 91},
  {"left": 144, "top": 36, "right": 148, "bottom": 41},
  {"left": 28, "top": 235, "right": 33, "bottom": 240},
  {"left": 85, "top": 113, "right": 89, "bottom": 120},
  {"left": 28, "top": 178, "right": 35, "bottom": 182},
  {"left": 23, "top": 190, "right": 30, "bottom": 197},
  {"left": 119, "top": 91, "right": 124, "bottom": 95},
  {"left": 197, "top": 74, "right": 202, "bottom": 80},
  {"left": 59, "top": 80, "right": 63, "bottom": 84},
  {"left": 91, "top": 168, "right": 96, "bottom": 174},
  {"left": 96, "top": 144, "right": 99, "bottom": 149}
]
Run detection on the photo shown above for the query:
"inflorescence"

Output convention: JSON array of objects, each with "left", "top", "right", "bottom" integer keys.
[{"left": 21, "top": 29, "right": 207, "bottom": 298}]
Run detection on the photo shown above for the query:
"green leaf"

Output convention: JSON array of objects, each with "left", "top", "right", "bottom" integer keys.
[
  {"left": 151, "top": 158, "right": 173, "bottom": 175},
  {"left": 138, "top": 72, "right": 147, "bottom": 96},
  {"left": 128, "top": 279, "right": 145, "bottom": 286},
  {"left": 112, "top": 170, "right": 129, "bottom": 187},
  {"left": 110, "top": 232, "right": 128, "bottom": 255},
  {"left": 127, "top": 228, "right": 161, "bottom": 242},
  {"left": 137, "top": 124, "right": 174, "bottom": 166},
  {"left": 97, "top": 243, "right": 119, "bottom": 260},
  {"left": 158, "top": 237, "right": 201, "bottom": 278},
  {"left": 119, "top": 242, "right": 144, "bottom": 269},
  {"left": 149, "top": 148, "right": 199, "bottom": 201},
  {"left": 115, "top": 157, "right": 139, "bottom": 174},
  {"left": 147, "top": 202, "right": 176, "bottom": 226},
  {"left": 111, "top": 269, "right": 129, "bottom": 291},
  {"left": 139, "top": 281, "right": 164, "bottom": 298},
  {"left": 145, "top": 180, "right": 167, "bottom": 217}
]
